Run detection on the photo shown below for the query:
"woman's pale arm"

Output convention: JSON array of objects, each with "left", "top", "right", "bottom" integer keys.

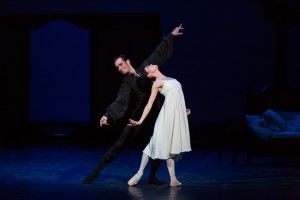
[{"left": 128, "top": 82, "right": 160, "bottom": 126}]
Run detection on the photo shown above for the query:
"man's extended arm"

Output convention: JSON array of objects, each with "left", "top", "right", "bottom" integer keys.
[
  {"left": 137, "top": 34, "right": 174, "bottom": 77},
  {"left": 137, "top": 24, "right": 184, "bottom": 77},
  {"left": 101, "top": 81, "right": 131, "bottom": 125}
]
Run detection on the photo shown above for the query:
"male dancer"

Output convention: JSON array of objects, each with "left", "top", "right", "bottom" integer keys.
[{"left": 83, "top": 24, "right": 184, "bottom": 184}]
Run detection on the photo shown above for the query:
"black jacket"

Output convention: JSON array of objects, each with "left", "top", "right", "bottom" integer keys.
[{"left": 104, "top": 34, "right": 175, "bottom": 123}]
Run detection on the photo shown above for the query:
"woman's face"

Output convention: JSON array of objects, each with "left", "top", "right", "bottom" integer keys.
[{"left": 144, "top": 64, "right": 158, "bottom": 78}]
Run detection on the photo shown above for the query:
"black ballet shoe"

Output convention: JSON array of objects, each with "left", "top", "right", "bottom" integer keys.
[
  {"left": 148, "top": 176, "right": 163, "bottom": 185},
  {"left": 82, "top": 173, "right": 98, "bottom": 184}
]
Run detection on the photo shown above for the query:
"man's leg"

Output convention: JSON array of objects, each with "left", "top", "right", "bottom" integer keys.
[
  {"left": 83, "top": 126, "right": 133, "bottom": 184},
  {"left": 82, "top": 145, "right": 120, "bottom": 184},
  {"left": 148, "top": 159, "right": 163, "bottom": 185}
]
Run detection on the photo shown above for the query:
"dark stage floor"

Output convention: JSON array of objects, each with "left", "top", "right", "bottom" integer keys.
[{"left": 1, "top": 139, "right": 300, "bottom": 200}]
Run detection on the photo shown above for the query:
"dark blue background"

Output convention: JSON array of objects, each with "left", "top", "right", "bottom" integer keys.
[
  {"left": 30, "top": 20, "right": 90, "bottom": 123},
  {"left": 1, "top": 0, "right": 300, "bottom": 125}
]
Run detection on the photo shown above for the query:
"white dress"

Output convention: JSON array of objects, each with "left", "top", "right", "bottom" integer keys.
[{"left": 143, "top": 79, "right": 192, "bottom": 160}]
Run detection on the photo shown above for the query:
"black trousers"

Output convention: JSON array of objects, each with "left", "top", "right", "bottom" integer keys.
[
  {"left": 103, "top": 125, "right": 147, "bottom": 161},
  {"left": 90, "top": 110, "right": 162, "bottom": 177}
]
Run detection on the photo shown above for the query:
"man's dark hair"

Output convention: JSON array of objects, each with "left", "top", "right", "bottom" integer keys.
[{"left": 113, "top": 55, "right": 128, "bottom": 65}]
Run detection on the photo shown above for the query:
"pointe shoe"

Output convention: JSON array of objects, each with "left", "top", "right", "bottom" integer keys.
[
  {"left": 170, "top": 178, "right": 182, "bottom": 187},
  {"left": 128, "top": 172, "right": 143, "bottom": 186}
]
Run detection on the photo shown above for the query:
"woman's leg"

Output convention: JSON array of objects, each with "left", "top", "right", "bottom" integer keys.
[
  {"left": 128, "top": 153, "right": 149, "bottom": 186},
  {"left": 166, "top": 159, "right": 182, "bottom": 187}
]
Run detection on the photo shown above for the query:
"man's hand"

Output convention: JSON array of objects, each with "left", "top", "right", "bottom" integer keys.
[
  {"left": 171, "top": 24, "right": 184, "bottom": 36},
  {"left": 100, "top": 116, "right": 109, "bottom": 127},
  {"left": 127, "top": 119, "right": 141, "bottom": 126}
]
